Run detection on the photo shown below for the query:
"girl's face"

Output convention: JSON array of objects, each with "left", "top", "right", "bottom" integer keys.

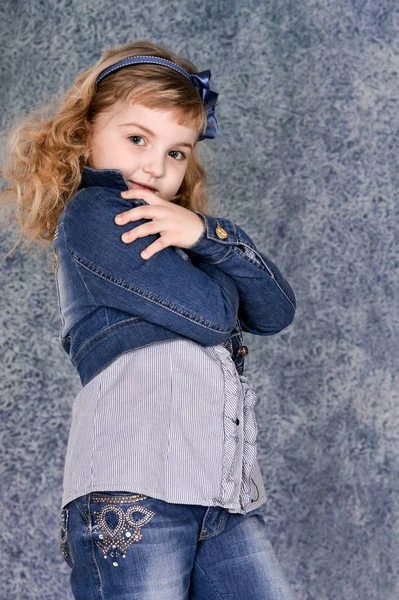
[{"left": 87, "top": 101, "right": 199, "bottom": 201}]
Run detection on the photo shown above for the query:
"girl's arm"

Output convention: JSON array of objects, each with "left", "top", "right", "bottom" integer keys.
[
  {"left": 185, "top": 211, "right": 296, "bottom": 335},
  {"left": 60, "top": 187, "right": 240, "bottom": 346}
]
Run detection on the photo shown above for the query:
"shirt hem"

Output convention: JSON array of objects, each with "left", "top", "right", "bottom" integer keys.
[{"left": 61, "top": 483, "right": 268, "bottom": 514}]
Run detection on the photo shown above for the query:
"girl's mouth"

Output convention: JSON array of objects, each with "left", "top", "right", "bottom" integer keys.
[{"left": 129, "top": 181, "right": 156, "bottom": 192}]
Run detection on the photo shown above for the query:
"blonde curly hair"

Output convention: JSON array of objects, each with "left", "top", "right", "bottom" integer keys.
[{"left": 0, "top": 39, "right": 215, "bottom": 261}]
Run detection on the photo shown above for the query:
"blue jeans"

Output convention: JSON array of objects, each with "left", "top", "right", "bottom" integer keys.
[{"left": 60, "top": 491, "right": 296, "bottom": 599}]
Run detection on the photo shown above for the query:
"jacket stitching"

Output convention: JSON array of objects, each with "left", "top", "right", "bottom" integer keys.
[
  {"left": 72, "top": 316, "right": 142, "bottom": 361},
  {"left": 68, "top": 248, "right": 232, "bottom": 333},
  {"left": 234, "top": 247, "right": 296, "bottom": 310}
]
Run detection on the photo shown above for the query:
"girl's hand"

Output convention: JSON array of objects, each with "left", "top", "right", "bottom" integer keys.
[{"left": 115, "top": 187, "right": 206, "bottom": 259}]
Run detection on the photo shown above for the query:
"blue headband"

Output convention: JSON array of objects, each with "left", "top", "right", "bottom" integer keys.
[{"left": 95, "top": 55, "right": 219, "bottom": 141}]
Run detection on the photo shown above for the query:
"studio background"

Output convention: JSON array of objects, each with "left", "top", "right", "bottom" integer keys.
[{"left": 1, "top": 1, "right": 398, "bottom": 598}]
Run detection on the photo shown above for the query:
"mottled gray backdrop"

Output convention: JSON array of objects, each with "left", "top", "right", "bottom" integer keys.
[{"left": 1, "top": 1, "right": 398, "bottom": 599}]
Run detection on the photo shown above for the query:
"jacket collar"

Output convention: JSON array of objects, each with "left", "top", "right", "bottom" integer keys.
[{"left": 79, "top": 166, "right": 130, "bottom": 191}]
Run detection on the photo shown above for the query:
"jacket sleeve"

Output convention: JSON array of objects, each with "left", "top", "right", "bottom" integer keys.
[
  {"left": 184, "top": 211, "right": 297, "bottom": 335},
  {"left": 62, "top": 187, "right": 240, "bottom": 346}
]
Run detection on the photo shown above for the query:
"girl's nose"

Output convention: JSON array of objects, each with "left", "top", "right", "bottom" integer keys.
[{"left": 142, "top": 154, "right": 165, "bottom": 178}]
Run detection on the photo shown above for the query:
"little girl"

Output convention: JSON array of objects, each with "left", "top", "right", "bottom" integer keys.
[{"left": 1, "top": 39, "right": 297, "bottom": 600}]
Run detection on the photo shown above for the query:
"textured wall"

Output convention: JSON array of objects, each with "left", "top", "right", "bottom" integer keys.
[{"left": 1, "top": 1, "right": 398, "bottom": 598}]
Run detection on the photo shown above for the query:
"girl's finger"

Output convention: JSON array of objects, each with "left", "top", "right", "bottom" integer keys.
[
  {"left": 121, "top": 222, "right": 160, "bottom": 243},
  {"left": 115, "top": 204, "right": 165, "bottom": 225},
  {"left": 120, "top": 188, "right": 151, "bottom": 197},
  {"left": 117, "top": 206, "right": 148, "bottom": 224},
  {"left": 140, "top": 238, "right": 169, "bottom": 260},
  {"left": 120, "top": 187, "right": 161, "bottom": 200}
]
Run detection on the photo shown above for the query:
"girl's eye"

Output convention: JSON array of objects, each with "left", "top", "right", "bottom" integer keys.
[
  {"left": 128, "top": 136, "right": 186, "bottom": 161},
  {"left": 128, "top": 135, "right": 145, "bottom": 145},
  {"left": 169, "top": 150, "right": 186, "bottom": 161}
]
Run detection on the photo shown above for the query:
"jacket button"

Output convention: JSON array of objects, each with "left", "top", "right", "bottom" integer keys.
[
  {"left": 235, "top": 418, "right": 240, "bottom": 425},
  {"left": 215, "top": 221, "right": 228, "bottom": 239},
  {"left": 236, "top": 345, "right": 249, "bottom": 356}
]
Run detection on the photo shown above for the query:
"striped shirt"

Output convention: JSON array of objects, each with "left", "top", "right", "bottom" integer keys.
[{"left": 61, "top": 338, "right": 268, "bottom": 514}]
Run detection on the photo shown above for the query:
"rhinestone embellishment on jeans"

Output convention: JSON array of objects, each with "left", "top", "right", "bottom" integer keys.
[{"left": 91, "top": 495, "right": 155, "bottom": 566}]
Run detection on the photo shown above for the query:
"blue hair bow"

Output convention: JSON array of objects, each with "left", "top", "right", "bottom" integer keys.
[{"left": 189, "top": 70, "right": 219, "bottom": 140}]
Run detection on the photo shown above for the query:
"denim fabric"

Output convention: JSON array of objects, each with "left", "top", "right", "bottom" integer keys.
[
  {"left": 61, "top": 491, "right": 297, "bottom": 599},
  {"left": 53, "top": 166, "right": 296, "bottom": 388}
]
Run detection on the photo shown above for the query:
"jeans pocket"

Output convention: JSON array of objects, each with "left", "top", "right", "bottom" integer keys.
[
  {"left": 89, "top": 492, "right": 156, "bottom": 567},
  {"left": 60, "top": 507, "right": 74, "bottom": 569}
]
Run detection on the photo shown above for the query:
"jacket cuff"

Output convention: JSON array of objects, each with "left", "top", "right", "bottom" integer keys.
[{"left": 186, "top": 212, "right": 239, "bottom": 263}]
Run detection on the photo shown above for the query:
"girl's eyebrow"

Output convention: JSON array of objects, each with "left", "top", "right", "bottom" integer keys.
[{"left": 118, "top": 121, "right": 194, "bottom": 150}]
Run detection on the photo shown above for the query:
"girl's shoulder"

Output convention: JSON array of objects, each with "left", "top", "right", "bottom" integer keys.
[{"left": 62, "top": 186, "right": 147, "bottom": 225}]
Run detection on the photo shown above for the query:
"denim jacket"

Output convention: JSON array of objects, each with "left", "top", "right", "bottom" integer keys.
[{"left": 53, "top": 166, "right": 296, "bottom": 387}]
